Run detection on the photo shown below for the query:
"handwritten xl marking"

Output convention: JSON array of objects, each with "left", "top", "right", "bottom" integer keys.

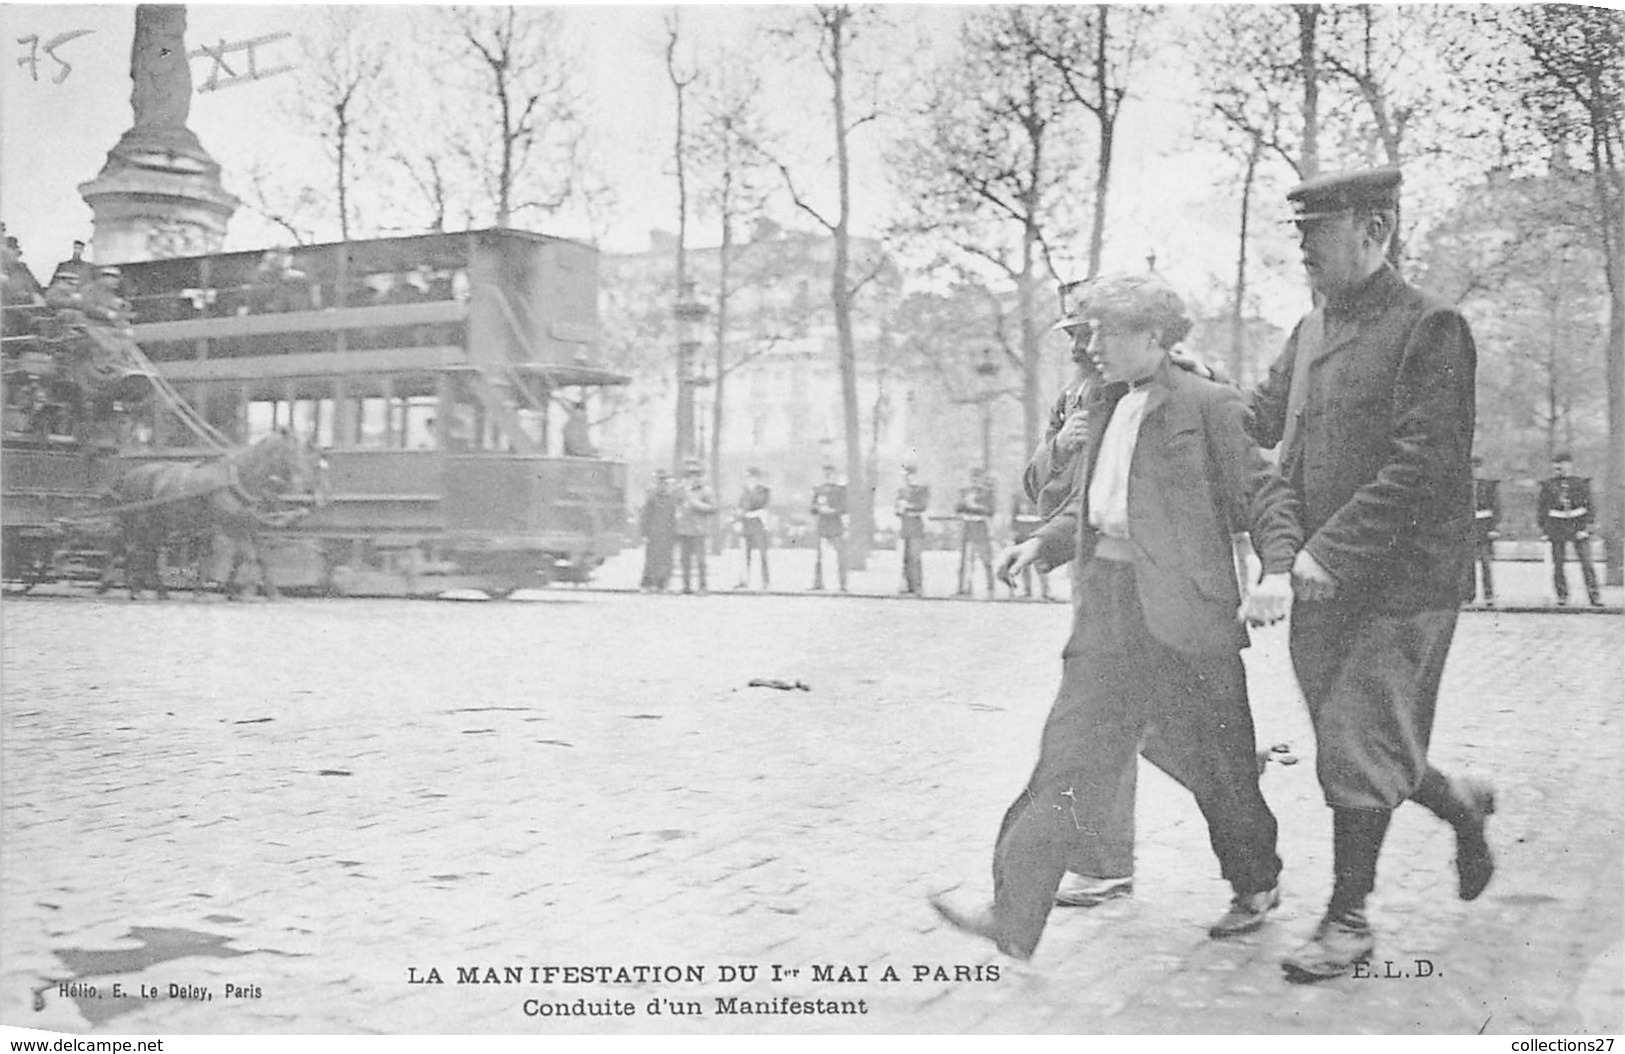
[{"left": 188, "top": 32, "right": 293, "bottom": 92}]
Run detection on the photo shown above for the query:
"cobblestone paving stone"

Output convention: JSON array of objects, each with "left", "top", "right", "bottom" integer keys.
[{"left": 1, "top": 590, "right": 1619, "bottom": 1035}]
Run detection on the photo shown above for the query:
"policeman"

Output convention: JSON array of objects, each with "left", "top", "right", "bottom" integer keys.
[
  {"left": 1247, "top": 166, "right": 1494, "bottom": 982},
  {"left": 675, "top": 457, "right": 718, "bottom": 594},
  {"left": 955, "top": 466, "right": 995, "bottom": 598},
  {"left": 895, "top": 461, "right": 930, "bottom": 595},
  {"left": 51, "top": 239, "right": 95, "bottom": 287},
  {"left": 809, "top": 463, "right": 848, "bottom": 592},
  {"left": 1537, "top": 452, "right": 1601, "bottom": 607},
  {"left": 1472, "top": 456, "right": 1500, "bottom": 607},
  {"left": 735, "top": 466, "right": 772, "bottom": 590}
]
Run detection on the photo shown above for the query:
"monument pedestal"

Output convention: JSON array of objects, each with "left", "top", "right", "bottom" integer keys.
[
  {"left": 77, "top": 5, "right": 239, "bottom": 264},
  {"left": 79, "top": 149, "right": 239, "bottom": 264}
]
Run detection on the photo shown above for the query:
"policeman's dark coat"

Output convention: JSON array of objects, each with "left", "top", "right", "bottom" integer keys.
[
  {"left": 1247, "top": 264, "right": 1476, "bottom": 611},
  {"left": 675, "top": 479, "right": 717, "bottom": 537}
]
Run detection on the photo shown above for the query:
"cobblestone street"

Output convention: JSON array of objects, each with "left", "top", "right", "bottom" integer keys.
[{"left": 1, "top": 588, "right": 1620, "bottom": 1035}]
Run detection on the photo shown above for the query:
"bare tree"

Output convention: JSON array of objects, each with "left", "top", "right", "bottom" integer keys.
[
  {"left": 1014, "top": 5, "right": 1159, "bottom": 280},
  {"left": 665, "top": 13, "right": 702, "bottom": 463},
  {"left": 690, "top": 55, "right": 774, "bottom": 495},
  {"left": 1450, "top": 5, "right": 1625, "bottom": 583},
  {"left": 890, "top": 6, "right": 1084, "bottom": 458},
  {"left": 432, "top": 6, "right": 585, "bottom": 229},
  {"left": 288, "top": 8, "right": 390, "bottom": 241},
  {"left": 758, "top": 5, "right": 890, "bottom": 565}
]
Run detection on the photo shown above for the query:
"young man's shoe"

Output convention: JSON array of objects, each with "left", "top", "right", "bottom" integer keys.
[
  {"left": 1209, "top": 884, "right": 1280, "bottom": 938},
  {"left": 929, "top": 895, "right": 1029, "bottom": 961},
  {"left": 1053, "top": 874, "right": 1133, "bottom": 908}
]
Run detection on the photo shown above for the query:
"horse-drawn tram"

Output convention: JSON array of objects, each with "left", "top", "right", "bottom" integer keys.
[{"left": 2, "top": 228, "right": 630, "bottom": 597}]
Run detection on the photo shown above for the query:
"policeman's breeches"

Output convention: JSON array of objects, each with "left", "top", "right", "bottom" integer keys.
[{"left": 1290, "top": 602, "right": 1459, "bottom": 811}]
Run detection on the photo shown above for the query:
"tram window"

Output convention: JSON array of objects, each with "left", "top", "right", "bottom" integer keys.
[
  {"left": 359, "top": 397, "right": 388, "bottom": 448},
  {"left": 403, "top": 396, "right": 435, "bottom": 450},
  {"left": 313, "top": 398, "right": 335, "bottom": 448},
  {"left": 290, "top": 398, "right": 319, "bottom": 439},
  {"left": 246, "top": 400, "right": 275, "bottom": 441}
]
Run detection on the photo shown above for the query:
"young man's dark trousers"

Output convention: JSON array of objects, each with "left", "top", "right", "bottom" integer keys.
[{"left": 988, "top": 558, "right": 1281, "bottom": 958}]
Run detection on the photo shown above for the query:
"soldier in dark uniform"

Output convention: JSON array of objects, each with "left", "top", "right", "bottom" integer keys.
[
  {"left": 955, "top": 467, "right": 996, "bottom": 598},
  {"left": 895, "top": 461, "right": 930, "bottom": 595},
  {"left": 1537, "top": 452, "right": 1601, "bottom": 607},
  {"left": 1472, "top": 456, "right": 1500, "bottom": 607},
  {"left": 1008, "top": 492, "right": 1050, "bottom": 600},
  {"left": 1246, "top": 168, "right": 1495, "bottom": 982},
  {"left": 638, "top": 469, "right": 677, "bottom": 592},
  {"left": 735, "top": 466, "right": 772, "bottom": 590},
  {"left": 675, "top": 457, "right": 718, "bottom": 594},
  {"left": 51, "top": 240, "right": 95, "bottom": 287},
  {"left": 810, "top": 463, "right": 848, "bottom": 592}
]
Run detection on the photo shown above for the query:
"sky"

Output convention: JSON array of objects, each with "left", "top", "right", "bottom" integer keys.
[{"left": 0, "top": 3, "right": 1321, "bottom": 328}]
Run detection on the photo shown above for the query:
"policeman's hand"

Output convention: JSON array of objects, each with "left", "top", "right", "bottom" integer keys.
[
  {"left": 1577, "top": 531, "right": 1590, "bottom": 541},
  {"left": 1055, "top": 411, "right": 1090, "bottom": 454},
  {"left": 997, "top": 539, "right": 1043, "bottom": 588},
  {"left": 1240, "top": 572, "right": 1292, "bottom": 626},
  {"left": 1488, "top": 530, "right": 1500, "bottom": 541},
  {"left": 1291, "top": 549, "right": 1338, "bottom": 602},
  {"left": 1169, "top": 351, "right": 1232, "bottom": 384}
]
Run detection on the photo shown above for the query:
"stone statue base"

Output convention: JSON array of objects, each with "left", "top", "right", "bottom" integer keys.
[{"left": 79, "top": 158, "right": 239, "bottom": 264}]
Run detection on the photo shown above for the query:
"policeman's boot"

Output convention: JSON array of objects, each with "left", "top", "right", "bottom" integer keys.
[
  {"left": 1283, "top": 808, "right": 1389, "bottom": 983},
  {"left": 1413, "top": 767, "right": 1495, "bottom": 900}
]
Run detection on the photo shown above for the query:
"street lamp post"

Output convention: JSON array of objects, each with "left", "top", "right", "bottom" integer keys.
[
  {"left": 674, "top": 280, "right": 709, "bottom": 464},
  {"left": 974, "top": 347, "right": 1000, "bottom": 474}
]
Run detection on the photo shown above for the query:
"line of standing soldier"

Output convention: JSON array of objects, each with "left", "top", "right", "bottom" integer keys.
[
  {"left": 1471, "top": 452, "right": 1601, "bottom": 608},
  {"left": 635, "top": 458, "right": 1045, "bottom": 598}
]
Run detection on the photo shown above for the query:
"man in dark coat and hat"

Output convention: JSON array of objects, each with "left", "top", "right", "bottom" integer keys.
[{"left": 1246, "top": 167, "right": 1496, "bottom": 982}]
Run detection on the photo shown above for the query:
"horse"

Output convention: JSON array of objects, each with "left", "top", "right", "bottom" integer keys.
[{"left": 102, "top": 429, "right": 325, "bottom": 600}]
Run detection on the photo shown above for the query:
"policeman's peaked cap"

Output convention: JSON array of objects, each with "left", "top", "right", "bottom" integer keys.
[{"left": 1286, "top": 167, "right": 1402, "bottom": 222}]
